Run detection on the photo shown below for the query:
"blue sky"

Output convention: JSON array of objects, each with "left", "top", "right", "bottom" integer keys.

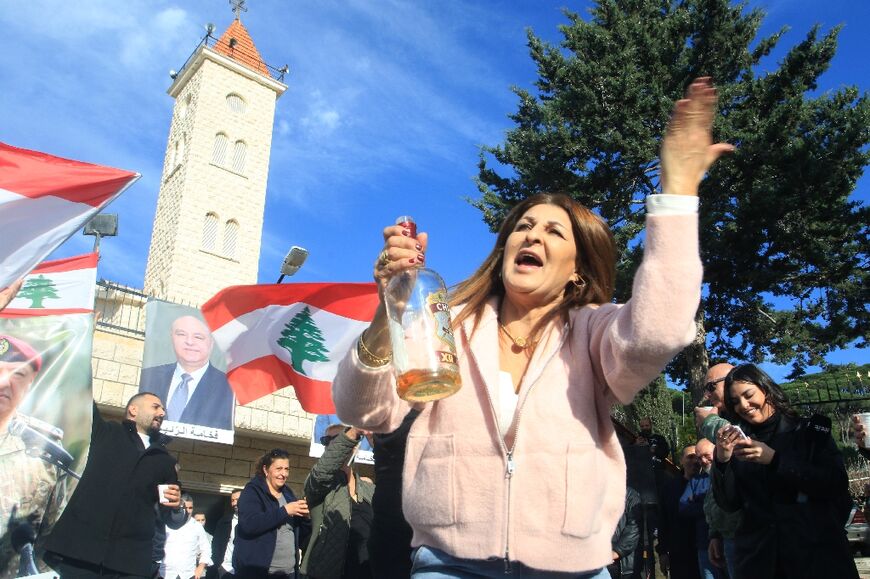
[{"left": 1, "top": 0, "right": 866, "bottom": 381}]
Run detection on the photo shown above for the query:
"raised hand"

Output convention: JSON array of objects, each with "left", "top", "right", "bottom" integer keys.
[
  {"left": 660, "top": 77, "right": 735, "bottom": 197},
  {"left": 715, "top": 425, "right": 742, "bottom": 463}
]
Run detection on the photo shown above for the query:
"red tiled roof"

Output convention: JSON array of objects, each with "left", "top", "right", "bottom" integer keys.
[{"left": 212, "top": 19, "right": 270, "bottom": 77}]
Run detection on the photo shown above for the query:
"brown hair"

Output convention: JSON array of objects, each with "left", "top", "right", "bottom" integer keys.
[{"left": 451, "top": 193, "right": 616, "bottom": 340}]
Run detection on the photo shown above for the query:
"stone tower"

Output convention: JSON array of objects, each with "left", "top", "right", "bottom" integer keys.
[{"left": 143, "top": 17, "right": 287, "bottom": 305}]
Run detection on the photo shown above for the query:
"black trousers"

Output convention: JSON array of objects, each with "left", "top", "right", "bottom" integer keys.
[{"left": 45, "top": 553, "right": 150, "bottom": 579}]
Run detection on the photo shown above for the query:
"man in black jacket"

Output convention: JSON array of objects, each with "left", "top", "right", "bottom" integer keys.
[
  {"left": 609, "top": 486, "right": 641, "bottom": 578},
  {"left": 44, "top": 392, "right": 186, "bottom": 577}
]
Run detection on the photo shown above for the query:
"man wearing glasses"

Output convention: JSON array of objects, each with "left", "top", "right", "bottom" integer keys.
[
  {"left": 694, "top": 363, "right": 734, "bottom": 443},
  {"left": 693, "top": 362, "right": 741, "bottom": 576}
]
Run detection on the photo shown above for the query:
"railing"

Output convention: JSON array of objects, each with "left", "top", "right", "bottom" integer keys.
[
  {"left": 174, "top": 32, "right": 288, "bottom": 83},
  {"left": 94, "top": 280, "right": 148, "bottom": 337},
  {"left": 785, "top": 374, "right": 870, "bottom": 407}
]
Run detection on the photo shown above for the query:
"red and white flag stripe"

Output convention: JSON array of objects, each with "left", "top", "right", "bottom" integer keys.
[
  {"left": 0, "top": 142, "right": 138, "bottom": 289},
  {"left": 202, "top": 283, "right": 379, "bottom": 414},
  {"left": 1, "top": 253, "right": 98, "bottom": 317}
]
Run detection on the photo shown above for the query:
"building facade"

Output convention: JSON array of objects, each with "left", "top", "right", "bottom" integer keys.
[{"left": 92, "top": 18, "right": 335, "bottom": 520}]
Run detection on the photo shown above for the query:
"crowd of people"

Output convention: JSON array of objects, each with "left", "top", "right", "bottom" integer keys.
[{"left": 0, "top": 78, "right": 861, "bottom": 579}]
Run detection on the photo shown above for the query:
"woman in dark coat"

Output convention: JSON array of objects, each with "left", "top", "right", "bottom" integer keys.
[
  {"left": 712, "top": 364, "right": 858, "bottom": 579},
  {"left": 234, "top": 449, "right": 311, "bottom": 578}
]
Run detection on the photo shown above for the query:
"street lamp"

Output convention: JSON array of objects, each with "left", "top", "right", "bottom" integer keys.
[
  {"left": 277, "top": 246, "right": 309, "bottom": 283},
  {"left": 83, "top": 214, "right": 119, "bottom": 253}
]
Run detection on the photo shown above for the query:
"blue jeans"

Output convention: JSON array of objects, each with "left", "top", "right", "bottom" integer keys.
[
  {"left": 697, "top": 547, "right": 721, "bottom": 579},
  {"left": 722, "top": 538, "right": 737, "bottom": 579},
  {"left": 411, "top": 545, "right": 610, "bottom": 578}
]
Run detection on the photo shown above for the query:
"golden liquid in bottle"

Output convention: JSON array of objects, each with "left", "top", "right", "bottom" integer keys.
[{"left": 396, "top": 368, "right": 461, "bottom": 402}]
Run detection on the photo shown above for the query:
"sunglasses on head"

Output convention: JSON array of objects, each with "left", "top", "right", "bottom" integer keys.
[{"left": 704, "top": 376, "right": 726, "bottom": 393}]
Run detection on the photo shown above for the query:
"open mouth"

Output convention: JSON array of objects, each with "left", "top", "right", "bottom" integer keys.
[{"left": 515, "top": 251, "right": 543, "bottom": 268}]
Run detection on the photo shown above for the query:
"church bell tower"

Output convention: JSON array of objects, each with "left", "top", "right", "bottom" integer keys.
[{"left": 144, "top": 6, "right": 287, "bottom": 305}]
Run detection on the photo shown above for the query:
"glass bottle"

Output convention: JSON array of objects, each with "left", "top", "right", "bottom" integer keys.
[{"left": 385, "top": 216, "right": 462, "bottom": 402}]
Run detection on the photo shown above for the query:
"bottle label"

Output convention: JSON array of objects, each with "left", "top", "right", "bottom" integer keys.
[{"left": 427, "top": 289, "right": 458, "bottom": 369}]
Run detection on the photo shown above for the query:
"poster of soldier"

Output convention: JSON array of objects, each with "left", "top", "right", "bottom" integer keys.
[
  {"left": 0, "top": 314, "right": 94, "bottom": 577},
  {"left": 139, "top": 300, "right": 235, "bottom": 444}
]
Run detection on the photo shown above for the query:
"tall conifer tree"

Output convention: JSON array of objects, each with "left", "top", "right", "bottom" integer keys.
[{"left": 474, "top": 0, "right": 869, "bottom": 395}]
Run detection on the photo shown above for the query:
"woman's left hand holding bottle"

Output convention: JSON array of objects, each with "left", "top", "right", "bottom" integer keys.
[
  {"left": 360, "top": 222, "right": 429, "bottom": 367},
  {"left": 373, "top": 223, "right": 428, "bottom": 297}
]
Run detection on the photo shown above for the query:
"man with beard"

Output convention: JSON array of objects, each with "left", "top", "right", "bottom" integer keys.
[
  {"left": 634, "top": 416, "right": 671, "bottom": 465},
  {"left": 44, "top": 392, "right": 186, "bottom": 577}
]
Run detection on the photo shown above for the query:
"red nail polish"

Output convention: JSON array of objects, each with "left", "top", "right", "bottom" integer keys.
[
  {"left": 408, "top": 257, "right": 416, "bottom": 264},
  {"left": 417, "top": 253, "right": 425, "bottom": 261},
  {"left": 415, "top": 243, "right": 422, "bottom": 251},
  {"left": 402, "top": 229, "right": 411, "bottom": 237}
]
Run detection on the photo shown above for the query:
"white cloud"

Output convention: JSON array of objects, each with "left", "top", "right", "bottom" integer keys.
[{"left": 300, "top": 92, "right": 342, "bottom": 136}]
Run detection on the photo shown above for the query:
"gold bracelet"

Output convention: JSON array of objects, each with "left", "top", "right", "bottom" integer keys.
[{"left": 358, "top": 331, "right": 392, "bottom": 367}]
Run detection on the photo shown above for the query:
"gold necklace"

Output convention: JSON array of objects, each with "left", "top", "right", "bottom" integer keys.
[{"left": 499, "top": 322, "right": 533, "bottom": 350}]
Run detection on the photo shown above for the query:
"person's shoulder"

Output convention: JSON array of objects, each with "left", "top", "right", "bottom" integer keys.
[{"left": 203, "top": 363, "right": 231, "bottom": 385}]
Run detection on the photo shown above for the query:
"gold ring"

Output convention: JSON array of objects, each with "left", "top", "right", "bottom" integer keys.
[{"left": 378, "top": 250, "right": 390, "bottom": 267}]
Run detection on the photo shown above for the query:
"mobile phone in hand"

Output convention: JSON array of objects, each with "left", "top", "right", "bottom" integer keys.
[{"left": 732, "top": 425, "right": 750, "bottom": 440}]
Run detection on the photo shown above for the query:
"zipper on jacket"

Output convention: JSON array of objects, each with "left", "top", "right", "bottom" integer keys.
[
  {"left": 504, "top": 449, "right": 515, "bottom": 574},
  {"left": 469, "top": 323, "right": 567, "bottom": 573}
]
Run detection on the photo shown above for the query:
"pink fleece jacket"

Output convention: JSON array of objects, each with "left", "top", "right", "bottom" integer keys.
[{"left": 332, "top": 213, "right": 701, "bottom": 573}]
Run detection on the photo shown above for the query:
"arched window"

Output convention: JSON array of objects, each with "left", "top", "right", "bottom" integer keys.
[
  {"left": 223, "top": 220, "right": 239, "bottom": 258},
  {"left": 226, "top": 93, "right": 246, "bottom": 114},
  {"left": 231, "top": 140, "right": 247, "bottom": 173},
  {"left": 169, "top": 140, "right": 179, "bottom": 168},
  {"left": 176, "top": 134, "right": 185, "bottom": 165},
  {"left": 179, "top": 94, "right": 191, "bottom": 119},
  {"left": 202, "top": 212, "right": 219, "bottom": 251},
  {"left": 212, "top": 133, "right": 228, "bottom": 165}
]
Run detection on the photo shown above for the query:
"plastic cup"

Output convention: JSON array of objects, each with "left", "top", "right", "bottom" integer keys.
[{"left": 158, "top": 484, "right": 170, "bottom": 504}]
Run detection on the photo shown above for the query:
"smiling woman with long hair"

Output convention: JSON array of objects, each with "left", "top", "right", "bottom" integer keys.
[{"left": 712, "top": 364, "right": 858, "bottom": 579}]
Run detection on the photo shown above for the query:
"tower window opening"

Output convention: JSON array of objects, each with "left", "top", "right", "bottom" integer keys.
[
  {"left": 226, "top": 93, "right": 246, "bottom": 114},
  {"left": 223, "top": 220, "right": 239, "bottom": 258},
  {"left": 231, "top": 140, "right": 247, "bottom": 173},
  {"left": 202, "top": 212, "right": 219, "bottom": 251},
  {"left": 212, "top": 132, "right": 229, "bottom": 165}
]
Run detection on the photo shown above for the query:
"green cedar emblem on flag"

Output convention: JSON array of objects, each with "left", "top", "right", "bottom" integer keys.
[
  {"left": 18, "top": 274, "right": 60, "bottom": 308},
  {"left": 276, "top": 306, "right": 329, "bottom": 375}
]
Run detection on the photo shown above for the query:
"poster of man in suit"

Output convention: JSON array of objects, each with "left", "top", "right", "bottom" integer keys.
[{"left": 139, "top": 301, "right": 235, "bottom": 444}]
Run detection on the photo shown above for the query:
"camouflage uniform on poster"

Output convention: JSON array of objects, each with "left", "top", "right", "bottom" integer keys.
[
  {"left": 0, "top": 334, "right": 69, "bottom": 578},
  {"left": 0, "top": 415, "right": 67, "bottom": 578}
]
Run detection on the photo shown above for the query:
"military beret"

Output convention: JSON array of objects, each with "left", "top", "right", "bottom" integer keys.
[{"left": 0, "top": 334, "right": 42, "bottom": 373}]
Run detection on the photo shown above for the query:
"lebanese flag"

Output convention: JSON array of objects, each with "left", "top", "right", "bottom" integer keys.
[
  {"left": 202, "top": 283, "right": 379, "bottom": 414},
  {"left": 1, "top": 253, "right": 98, "bottom": 317},
  {"left": 0, "top": 142, "right": 139, "bottom": 290}
]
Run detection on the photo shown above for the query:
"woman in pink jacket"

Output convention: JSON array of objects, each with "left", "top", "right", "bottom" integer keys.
[{"left": 333, "top": 78, "right": 733, "bottom": 578}]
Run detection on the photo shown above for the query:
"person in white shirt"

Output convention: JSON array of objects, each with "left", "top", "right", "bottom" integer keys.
[
  {"left": 162, "top": 494, "right": 213, "bottom": 579},
  {"left": 193, "top": 511, "right": 213, "bottom": 545}
]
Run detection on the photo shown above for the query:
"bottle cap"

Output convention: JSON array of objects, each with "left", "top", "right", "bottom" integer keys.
[{"left": 395, "top": 216, "right": 417, "bottom": 238}]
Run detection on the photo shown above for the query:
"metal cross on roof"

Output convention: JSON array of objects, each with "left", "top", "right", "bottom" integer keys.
[{"left": 230, "top": 0, "right": 247, "bottom": 19}]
